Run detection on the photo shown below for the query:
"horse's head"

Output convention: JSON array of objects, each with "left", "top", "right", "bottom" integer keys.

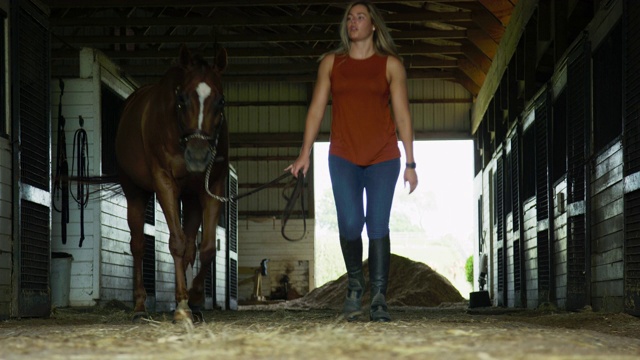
[{"left": 173, "top": 44, "right": 228, "bottom": 173}]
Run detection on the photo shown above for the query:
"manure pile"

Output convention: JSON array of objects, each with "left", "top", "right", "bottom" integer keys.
[{"left": 290, "top": 253, "right": 465, "bottom": 309}]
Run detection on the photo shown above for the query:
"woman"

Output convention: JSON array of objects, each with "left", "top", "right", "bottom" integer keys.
[{"left": 286, "top": 1, "right": 418, "bottom": 322}]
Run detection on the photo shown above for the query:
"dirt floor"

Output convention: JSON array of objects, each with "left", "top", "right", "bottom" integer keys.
[{"left": 1, "top": 255, "right": 639, "bottom": 359}]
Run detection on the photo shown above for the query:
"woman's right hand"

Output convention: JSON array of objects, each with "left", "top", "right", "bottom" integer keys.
[{"left": 285, "top": 155, "right": 310, "bottom": 178}]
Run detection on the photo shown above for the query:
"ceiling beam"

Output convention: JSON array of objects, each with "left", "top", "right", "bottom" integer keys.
[
  {"left": 471, "top": 0, "right": 536, "bottom": 134},
  {"left": 53, "top": 30, "right": 468, "bottom": 45},
  {"left": 45, "top": 0, "right": 424, "bottom": 8},
  {"left": 51, "top": 44, "right": 466, "bottom": 60},
  {"left": 50, "top": 12, "right": 473, "bottom": 27}
]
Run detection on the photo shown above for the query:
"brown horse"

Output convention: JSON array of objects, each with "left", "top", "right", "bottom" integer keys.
[{"left": 115, "top": 45, "right": 228, "bottom": 322}]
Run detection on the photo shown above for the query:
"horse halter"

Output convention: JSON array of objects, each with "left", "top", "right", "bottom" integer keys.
[
  {"left": 175, "top": 85, "right": 226, "bottom": 149},
  {"left": 173, "top": 84, "right": 229, "bottom": 200}
]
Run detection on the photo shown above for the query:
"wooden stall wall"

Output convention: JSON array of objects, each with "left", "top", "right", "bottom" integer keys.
[
  {"left": 521, "top": 110, "right": 539, "bottom": 309},
  {"left": 481, "top": 159, "right": 496, "bottom": 304},
  {"left": 623, "top": 0, "right": 640, "bottom": 317},
  {"left": 590, "top": 142, "right": 624, "bottom": 311},
  {"left": 522, "top": 197, "right": 538, "bottom": 309},
  {"left": 553, "top": 180, "right": 568, "bottom": 309},
  {"left": 0, "top": 133, "right": 9, "bottom": 319},
  {"left": 237, "top": 219, "right": 313, "bottom": 303},
  {"left": 0, "top": 0, "right": 9, "bottom": 320},
  {"left": 51, "top": 77, "right": 102, "bottom": 306},
  {"left": 588, "top": 3, "right": 624, "bottom": 312}
]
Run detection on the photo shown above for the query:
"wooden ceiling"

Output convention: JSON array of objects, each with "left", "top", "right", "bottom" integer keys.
[{"left": 45, "top": 0, "right": 516, "bottom": 96}]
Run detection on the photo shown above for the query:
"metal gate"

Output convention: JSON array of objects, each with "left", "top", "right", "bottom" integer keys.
[
  {"left": 566, "top": 34, "right": 591, "bottom": 311},
  {"left": 535, "top": 90, "right": 553, "bottom": 304},
  {"left": 11, "top": 0, "right": 51, "bottom": 317},
  {"left": 227, "top": 168, "right": 239, "bottom": 310},
  {"left": 496, "top": 152, "right": 507, "bottom": 306},
  {"left": 510, "top": 131, "right": 526, "bottom": 307}
]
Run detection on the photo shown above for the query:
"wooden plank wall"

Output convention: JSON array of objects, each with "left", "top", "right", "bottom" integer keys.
[
  {"left": 505, "top": 213, "right": 515, "bottom": 307},
  {"left": 51, "top": 78, "right": 102, "bottom": 307},
  {"left": 0, "top": 136, "right": 11, "bottom": 318},
  {"left": 590, "top": 140, "right": 625, "bottom": 311},
  {"left": 481, "top": 160, "right": 496, "bottom": 304},
  {"left": 99, "top": 194, "right": 133, "bottom": 305},
  {"left": 522, "top": 198, "right": 538, "bottom": 309},
  {"left": 553, "top": 179, "right": 568, "bottom": 309},
  {"left": 237, "top": 218, "right": 314, "bottom": 302},
  {"left": 215, "top": 226, "right": 227, "bottom": 310}
]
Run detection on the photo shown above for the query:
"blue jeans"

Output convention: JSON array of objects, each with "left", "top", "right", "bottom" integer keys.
[{"left": 328, "top": 155, "right": 400, "bottom": 241}]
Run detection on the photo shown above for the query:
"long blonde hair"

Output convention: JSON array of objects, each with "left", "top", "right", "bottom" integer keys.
[{"left": 324, "top": 1, "right": 400, "bottom": 60}]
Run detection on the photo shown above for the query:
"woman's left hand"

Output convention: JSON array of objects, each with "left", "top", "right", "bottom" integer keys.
[{"left": 404, "top": 168, "right": 418, "bottom": 194}]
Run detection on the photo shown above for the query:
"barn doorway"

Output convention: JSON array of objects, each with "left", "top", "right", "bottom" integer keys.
[{"left": 313, "top": 140, "right": 475, "bottom": 297}]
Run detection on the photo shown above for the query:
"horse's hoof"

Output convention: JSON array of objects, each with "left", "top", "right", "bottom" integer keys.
[
  {"left": 187, "top": 304, "right": 205, "bottom": 324},
  {"left": 172, "top": 308, "right": 194, "bottom": 323},
  {"left": 132, "top": 312, "right": 149, "bottom": 322},
  {"left": 190, "top": 311, "right": 204, "bottom": 324}
]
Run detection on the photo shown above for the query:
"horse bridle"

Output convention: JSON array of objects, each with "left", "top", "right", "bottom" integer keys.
[
  {"left": 176, "top": 90, "right": 226, "bottom": 150},
  {"left": 173, "top": 84, "right": 227, "bottom": 198}
]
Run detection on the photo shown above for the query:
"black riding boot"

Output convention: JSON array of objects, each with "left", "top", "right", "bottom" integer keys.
[
  {"left": 369, "top": 234, "right": 391, "bottom": 322},
  {"left": 340, "top": 236, "right": 365, "bottom": 321}
]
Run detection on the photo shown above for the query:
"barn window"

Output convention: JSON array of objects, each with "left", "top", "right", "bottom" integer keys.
[
  {"left": 593, "top": 20, "right": 622, "bottom": 153},
  {"left": 0, "top": 9, "right": 6, "bottom": 138}
]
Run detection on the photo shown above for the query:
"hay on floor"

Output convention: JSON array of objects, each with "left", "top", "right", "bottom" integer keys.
[{"left": 289, "top": 253, "right": 465, "bottom": 309}]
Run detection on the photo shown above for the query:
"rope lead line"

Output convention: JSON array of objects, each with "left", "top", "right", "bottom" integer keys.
[{"left": 205, "top": 166, "right": 307, "bottom": 242}]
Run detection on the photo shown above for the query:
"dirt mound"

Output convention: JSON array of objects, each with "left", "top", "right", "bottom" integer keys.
[{"left": 294, "top": 253, "right": 464, "bottom": 309}]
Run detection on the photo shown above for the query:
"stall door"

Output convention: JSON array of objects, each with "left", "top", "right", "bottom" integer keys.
[
  {"left": 566, "top": 35, "right": 591, "bottom": 311},
  {"left": 227, "top": 169, "right": 238, "bottom": 310},
  {"left": 11, "top": 0, "right": 51, "bottom": 317}
]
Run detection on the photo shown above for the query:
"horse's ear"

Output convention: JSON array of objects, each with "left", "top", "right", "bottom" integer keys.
[
  {"left": 214, "top": 48, "right": 228, "bottom": 72},
  {"left": 179, "top": 44, "right": 191, "bottom": 68}
]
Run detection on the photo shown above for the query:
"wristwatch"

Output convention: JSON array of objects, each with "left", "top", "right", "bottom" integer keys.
[{"left": 406, "top": 162, "right": 417, "bottom": 169}]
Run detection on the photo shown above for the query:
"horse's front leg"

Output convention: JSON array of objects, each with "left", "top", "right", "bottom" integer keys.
[
  {"left": 189, "top": 185, "right": 224, "bottom": 316},
  {"left": 155, "top": 180, "right": 192, "bottom": 322},
  {"left": 123, "top": 188, "right": 152, "bottom": 321}
]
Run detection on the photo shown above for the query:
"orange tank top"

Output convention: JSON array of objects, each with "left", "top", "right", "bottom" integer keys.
[{"left": 329, "top": 54, "right": 400, "bottom": 166}]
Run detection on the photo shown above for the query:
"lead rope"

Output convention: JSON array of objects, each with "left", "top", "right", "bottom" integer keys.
[{"left": 204, "top": 153, "right": 306, "bottom": 241}]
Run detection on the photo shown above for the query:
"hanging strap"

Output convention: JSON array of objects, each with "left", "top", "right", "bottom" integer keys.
[
  {"left": 71, "top": 115, "right": 90, "bottom": 247},
  {"left": 53, "top": 79, "right": 69, "bottom": 245}
]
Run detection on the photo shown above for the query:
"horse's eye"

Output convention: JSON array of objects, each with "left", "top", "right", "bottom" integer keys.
[{"left": 176, "top": 93, "right": 188, "bottom": 111}]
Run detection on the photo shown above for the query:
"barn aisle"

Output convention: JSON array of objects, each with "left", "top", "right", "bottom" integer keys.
[{"left": 0, "top": 305, "right": 638, "bottom": 359}]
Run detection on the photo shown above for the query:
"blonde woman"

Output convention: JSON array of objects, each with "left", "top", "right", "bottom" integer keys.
[{"left": 287, "top": 1, "right": 418, "bottom": 322}]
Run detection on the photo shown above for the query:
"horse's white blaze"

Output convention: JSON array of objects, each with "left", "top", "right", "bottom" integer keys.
[{"left": 196, "top": 82, "right": 212, "bottom": 130}]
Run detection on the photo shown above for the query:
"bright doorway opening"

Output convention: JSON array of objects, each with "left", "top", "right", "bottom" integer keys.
[{"left": 313, "top": 140, "right": 475, "bottom": 297}]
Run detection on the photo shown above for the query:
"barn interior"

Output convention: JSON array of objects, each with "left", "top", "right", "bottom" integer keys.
[
  {"left": 44, "top": 0, "right": 519, "bottom": 311},
  {"left": 3, "top": 0, "right": 640, "bottom": 324}
]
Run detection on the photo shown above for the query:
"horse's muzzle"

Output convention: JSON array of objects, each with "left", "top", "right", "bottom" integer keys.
[{"left": 184, "top": 140, "right": 212, "bottom": 173}]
